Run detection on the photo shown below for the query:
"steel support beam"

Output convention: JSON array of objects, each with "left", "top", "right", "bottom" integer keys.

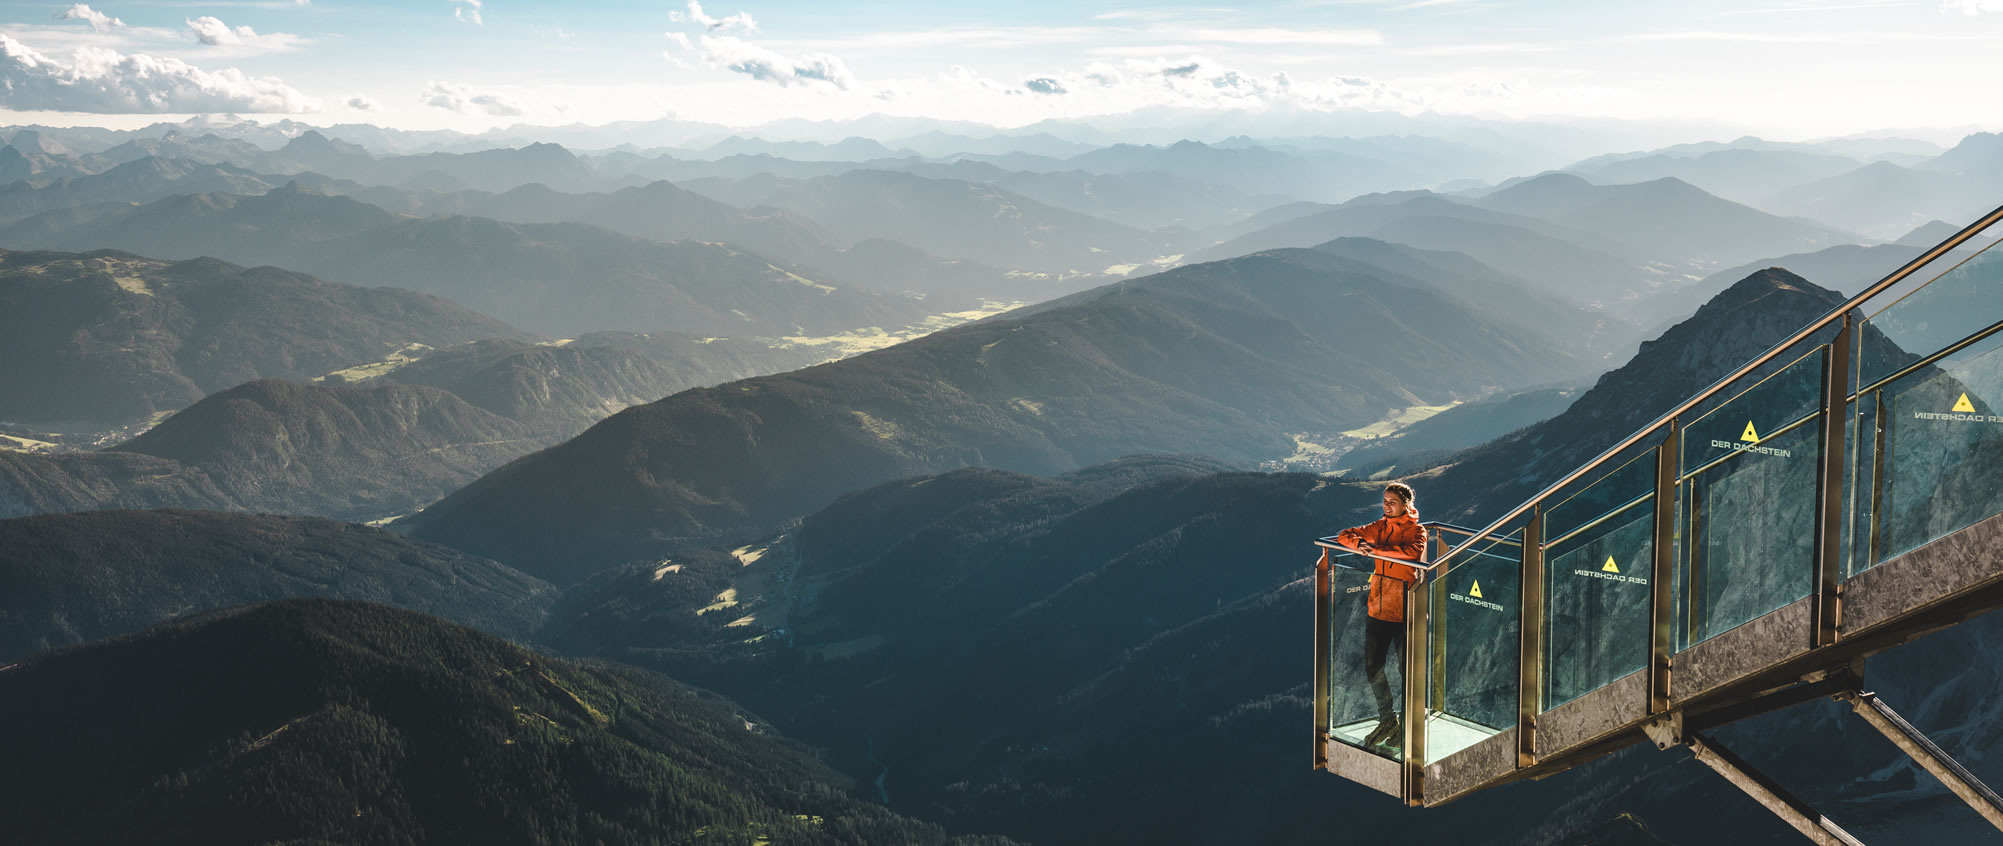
[
  {"left": 1314, "top": 548, "right": 1332, "bottom": 770},
  {"left": 1649, "top": 420, "right": 1681, "bottom": 713},
  {"left": 1814, "top": 316, "right": 1853, "bottom": 648},
  {"left": 1837, "top": 691, "right": 2003, "bottom": 834},
  {"left": 1518, "top": 508, "right": 1545, "bottom": 767},
  {"left": 1686, "top": 733, "right": 1866, "bottom": 846},
  {"left": 1403, "top": 568, "right": 1431, "bottom": 806}
]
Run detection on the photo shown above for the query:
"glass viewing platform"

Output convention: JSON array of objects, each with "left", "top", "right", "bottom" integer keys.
[{"left": 1312, "top": 205, "right": 2003, "bottom": 842}]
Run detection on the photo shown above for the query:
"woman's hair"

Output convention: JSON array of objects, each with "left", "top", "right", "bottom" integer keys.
[{"left": 1385, "top": 482, "right": 1415, "bottom": 508}]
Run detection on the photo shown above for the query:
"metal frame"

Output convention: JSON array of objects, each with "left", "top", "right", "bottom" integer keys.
[
  {"left": 1403, "top": 565, "right": 1431, "bottom": 805},
  {"left": 1813, "top": 315, "right": 1853, "bottom": 647},
  {"left": 1649, "top": 420, "right": 1680, "bottom": 713},
  {"left": 1685, "top": 733, "right": 1866, "bottom": 846},
  {"left": 1517, "top": 508, "right": 1544, "bottom": 767},
  {"left": 1313, "top": 547, "right": 1332, "bottom": 770},
  {"left": 1836, "top": 690, "right": 2003, "bottom": 834}
]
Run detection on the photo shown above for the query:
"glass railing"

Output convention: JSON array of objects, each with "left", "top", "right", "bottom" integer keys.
[
  {"left": 1676, "top": 347, "right": 1826, "bottom": 648},
  {"left": 1543, "top": 448, "right": 1657, "bottom": 710},
  {"left": 1853, "top": 237, "right": 2003, "bottom": 572},
  {"left": 1315, "top": 204, "right": 2003, "bottom": 788},
  {"left": 1425, "top": 524, "right": 1524, "bottom": 761}
]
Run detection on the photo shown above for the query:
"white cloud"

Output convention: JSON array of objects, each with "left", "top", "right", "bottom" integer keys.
[
  {"left": 0, "top": 32, "right": 318, "bottom": 112},
  {"left": 1154, "top": 27, "right": 1385, "bottom": 46},
  {"left": 672, "top": 1, "right": 758, "bottom": 32},
  {"left": 1023, "top": 76, "right": 1067, "bottom": 95},
  {"left": 451, "top": 0, "right": 483, "bottom": 25},
  {"left": 53, "top": 4, "right": 123, "bottom": 33},
  {"left": 346, "top": 94, "right": 377, "bottom": 110},
  {"left": 697, "top": 34, "right": 854, "bottom": 89},
  {"left": 1941, "top": 0, "right": 2003, "bottom": 11},
  {"left": 185, "top": 16, "right": 301, "bottom": 51},
  {"left": 421, "top": 80, "right": 526, "bottom": 115}
]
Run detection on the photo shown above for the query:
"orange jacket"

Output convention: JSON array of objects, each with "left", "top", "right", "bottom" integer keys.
[{"left": 1337, "top": 509, "right": 1425, "bottom": 622}]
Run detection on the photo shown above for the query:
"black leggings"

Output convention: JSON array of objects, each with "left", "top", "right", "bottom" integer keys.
[{"left": 1362, "top": 616, "right": 1403, "bottom": 720}]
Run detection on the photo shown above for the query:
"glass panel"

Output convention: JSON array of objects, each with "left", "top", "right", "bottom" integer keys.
[
  {"left": 1867, "top": 334, "right": 2003, "bottom": 568},
  {"left": 1427, "top": 528, "right": 1521, "bottom": 762},
  {"left": 1543, "top": 448, "right": 1658, "bottom": 711},
  {"left": 1860, "top": 240, "right": 2003, "bottom": 389},
  {"left": 1545, "top": 446, "right": 1657, "bottom": 537},
  {"left": 1679, "top": 416, "right": 1821, "bottom": 648},
  {"left": 1682, "top": 347, "right": 1825, "bottom": 477},
  {"left": 1843, "top": 395, "right": 1872, "bottom": 578},
  {"left": 1326, "top": 553, "right": 1403, "bottom": 760}
]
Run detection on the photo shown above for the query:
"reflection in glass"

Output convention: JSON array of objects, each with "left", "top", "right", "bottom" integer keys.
[
  {"left": 1860, "top": 243, "right": 2003, "bottom": 389},
  {"left": 1681, "top": 419, "right": 1820, "bottom": 648},
  {"left": 1546, "top": 512, "right": 1654, "bottom": 709},
  {"left": 1682, "top": 348, "right": 1825, "bottom": 477},
  {"left": 1871, "top": 339, "right": 2003, "bottom": 567}
]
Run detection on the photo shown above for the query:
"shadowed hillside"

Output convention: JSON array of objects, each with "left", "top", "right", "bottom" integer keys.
[
  {"left": 0, "top": 510, "right": 554, "bottom": 661},
  {"left": 0, "top": 600, "right": 1016, "bottom": 846}
]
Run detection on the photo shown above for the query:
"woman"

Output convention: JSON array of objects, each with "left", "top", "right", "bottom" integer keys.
[{"left": 1337, "top": 482, "right": 1424, "bottom": 751}]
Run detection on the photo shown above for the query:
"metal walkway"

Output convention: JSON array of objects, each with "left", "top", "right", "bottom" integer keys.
[{"left": 1312, "top": 205, "right": 2003, "bottom": 841}]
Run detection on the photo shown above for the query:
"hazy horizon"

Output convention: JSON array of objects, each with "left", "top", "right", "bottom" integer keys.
[{"left": 1, "top": 0, "right": 2000, "bottom": 150}]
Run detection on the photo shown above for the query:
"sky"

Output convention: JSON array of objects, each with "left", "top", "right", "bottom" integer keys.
[{"left": 0, "top": 0, "right": 2000, "bottom": 140}]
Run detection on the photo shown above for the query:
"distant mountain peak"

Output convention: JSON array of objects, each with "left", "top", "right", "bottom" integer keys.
[
  {"left": 1895, "top": 219, "right": 1960, "bottom": 247},
  {"left": 7, "top": 130, "right": 67, "bottom": 156},
  {"left": 1519, "top": 171, "right": 1593, "bottom": 188}
]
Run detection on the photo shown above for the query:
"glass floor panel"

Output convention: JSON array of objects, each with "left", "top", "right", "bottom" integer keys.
[
  {"left": 1330, "top": 712, "right": 1501, "bottom": 761},
  {"left": 1332, "top": 715, "right": 1398, "bottom": 758},
  {"left": 1427, "top": 712, "right": 1501, "bottom": 761}
]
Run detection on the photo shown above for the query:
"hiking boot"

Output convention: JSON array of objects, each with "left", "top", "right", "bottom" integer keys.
[{"left": 1363, "top": 715, "right": 1399, "bottom": 747}]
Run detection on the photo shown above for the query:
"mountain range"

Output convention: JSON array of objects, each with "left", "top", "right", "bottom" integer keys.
[
  {"left": 676, "top": 169, "right": 1179, "bottom": 274},
  {"left": 0, "top": 380, "right": 529, "bottom": 521},
  {"left": 1193, "top": 191, "right": 1657, "bottom": 307},
  {"left": 0, "top": 249, "right": 524, "bottom": 428},
  {"left": 0, "top": 185, "right": 942, "bottom": 338},
  {"left": 401, "top": 245, "right": 1603, "bottom": 580},
  {"left": 7, "top": 110, "right": 2002, "bottom": 846}
]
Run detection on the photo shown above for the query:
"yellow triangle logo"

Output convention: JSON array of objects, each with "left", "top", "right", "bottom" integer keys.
[
  {"left": 1603, "top": 556, "right": 1620, "bottom": 574},
  {"left": 1954, "top": 393, "right": 1977, "bottom": 413},
  {"left": 1740, "top": 421, "right": 1760, "bottom": 442},
  {"left": 1469, "top": 580, "right": 1484, "bottom": 599}
]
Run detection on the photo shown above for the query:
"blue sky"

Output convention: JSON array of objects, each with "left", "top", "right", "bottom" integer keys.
[{"left": 0, "top": 0, "right": 1999, "bottom": 139}]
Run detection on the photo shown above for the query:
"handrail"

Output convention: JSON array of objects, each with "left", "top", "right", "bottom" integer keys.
[
  {"left": 1313, "top": 519, "right": 1502, "bottom": 572},
  {"left": 1315, "top": 537, "right": 1438, "bottom": 572},
  {"left": 1434, "top": 202, "right": 2003, "bottom": 570}
]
